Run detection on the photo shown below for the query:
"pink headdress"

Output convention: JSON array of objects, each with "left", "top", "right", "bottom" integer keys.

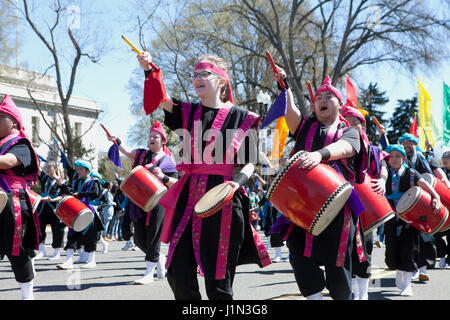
[
  {"left": 150, "top": 120, "right": 171, "bottom": 156},
  {"left": 194, "top": 62, "right": 233, "bottom": 104},
  {"left": 341, "top": 104, "right": 370, "bottom": 146},
  {"left": 0, "top": 94, "right": 28, "bottom": 138},
  {"left": 341, "top": 104, "right": 366, "bottom": 125},
  {"left": 314, "top": 75, "right": 343, "bottom": 105}
]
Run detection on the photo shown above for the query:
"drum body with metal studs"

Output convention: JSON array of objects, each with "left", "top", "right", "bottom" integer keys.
[
  {"left": 396, "top": 186, "right": 448, "bottom": 235},
  {"left": 56, "top": 196, "right": 93, "bottom": 232},
  {"left": 356, "top": 174, "right": 395, "bottom": 235},
  {"left": 267, "top": 151, "right": 353, "bottom": 236},
  {"left": 120, "top": 165, "right": 167, "bottom": 212}
]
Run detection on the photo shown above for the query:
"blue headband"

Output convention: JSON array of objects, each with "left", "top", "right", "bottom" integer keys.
[
  {"left": 398, "top": 133, "right": 419, "bottom": 145},
  {"left": 386, "top": 144, "right": 407, "bottom": 157},
  {"left": 74, "top": 159, "right": 91, "bottom": 172}
]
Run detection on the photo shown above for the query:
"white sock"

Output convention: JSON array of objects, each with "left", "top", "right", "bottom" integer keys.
[
  {"left": 352, "top": 278, "right": 360, "bottom": 300},
  {"left": 135, "top": 261, "right": 157, "bottom": 284},
  {"left": 306, "top": 292, "right": 323, "bottom": 300},
  {"left": 275, "top": 247, "right": 282, "bottom": 258},
  {"left": 400, "top": 271, "right": 413, "bottom": 296},
  {"left": 395, "top": 270, "right": 404, "bottom": 290},
  {"left": 156, "top": 255, "right": 166, "bottom": 279},
  {"left": 357, "top": 277, "right": 370, "bottom": 300},
  {"left": 419, "top": 266, "right": 427, "bottom": 274},
  {"left": 18, "top": 280, "right": 34, "bottom": 300}
]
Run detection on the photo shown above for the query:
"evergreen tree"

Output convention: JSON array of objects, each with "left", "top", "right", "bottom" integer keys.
[
  {"left": 387, "top": 97, "right": 418, "bottom": 144},
  {"left": 358, "top": 83, "right": 389, "bottom": 143}
]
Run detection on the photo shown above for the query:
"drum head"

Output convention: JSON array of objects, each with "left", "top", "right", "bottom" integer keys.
[
  {"left": 396, "top": 186, "right": 421, "bottom": 214},
  {"left": 422, "top": 173, "right": 435, "bottom": 187},
  {"left": 267, "top": 150, "right": 305, "bottom": 201},
  {"left": 0, "top": 191, "right": 8, "bottom": 214},
  {"left": 31, "top": 196, "right": 41, "bottom": 213},
  {"left": 309, "top": 181, "right": 353, "bottom": 236},
  {"left": 72, "top": 209, "right": 94, "bottom": 232},
  {"left": 195, "top": 183, "right": 233, "bottom": 218},
  {"left": 143, "top": 186, "right": 168, "bottom": 212}
]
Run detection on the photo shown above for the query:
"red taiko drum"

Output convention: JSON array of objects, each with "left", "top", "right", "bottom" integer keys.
[
  {"left": 27, "top": 189, "right": 42, "bottom": 214},
  {"left": 422, "top": 173, "right": 450, "bottom": 232},
  {"left": 267, "top": 151, "right": 353, "bottom": 236},
  {"left": 56, "top": 196, "right": 93, "bottom": 232},
  {"left": 355, "top": 174, "right": 395, "bottom": 235},
  {"left": 120, "top": 165, "right": 167, "bottom": 212},
  {"left": 396, "top": 186, "right": 448, "bottom": 235}
]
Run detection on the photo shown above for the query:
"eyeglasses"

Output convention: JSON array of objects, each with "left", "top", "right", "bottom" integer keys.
[{"left": 192, "top": 71, "right": 218, "bottom": 80}]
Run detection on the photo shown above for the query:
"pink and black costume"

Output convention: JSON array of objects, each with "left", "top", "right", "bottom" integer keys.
[{"left": 0, "top": 95, "right": 40, "bottom": 284}]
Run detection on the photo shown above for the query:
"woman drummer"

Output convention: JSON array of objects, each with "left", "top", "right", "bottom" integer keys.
[
  {"left": 270, "top": 69, "right": 367, "bottom": 300},
  {"left": 383, "top": 144, "right": 441, "bottom": 296},
  {"left": 107, "top": 120, "right": 178, "bottom": 284},
  {"left": 137, "top": 52, "right": 271, "bottom": 300},
  {"left": 341, "top": 105, "right": 388, "bottom": 300},
  {"left": 35, "top": 161, "right": 66, "bottom": 261},
  {"left": 0, "top": 94, "right": 40, "bottom": 300}
]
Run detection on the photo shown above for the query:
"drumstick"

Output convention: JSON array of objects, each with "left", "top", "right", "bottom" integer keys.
[
  {"left": 265, "top": 50, "right": 285, "bottom": 89},
  {"left": 372, "top": 116, "right": 383, "bottom": 130},
  {"left": 233, "top": 164, "right": 255, "bottom": 187},
  {"left": 100, "top": 123, "right": 117, "bottom": 144},
  {"left": 122, "top": 35, "right": 159, "bottom": 71},
  {"left": 121, "top": 35, "right": 142, "bottom": 55},
  {"left": 307, "top": 81, "right": 315, "bottom": 103}
]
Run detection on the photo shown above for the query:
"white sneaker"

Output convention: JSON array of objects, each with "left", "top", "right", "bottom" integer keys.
[
  {"left": 439, "top": 257, "right": 447, "bottom": 269},
  {"left": 121, "top": 240, "right": 136, "bottom": 251},
  {"left": 56, "top": 250, "right": 74, "bottom": 270},
  {"left": 272, "top": 256, "right": 281, "bottom": 263},
  {"left": 400, "top": 271, "right": 413, "bottom": 296}
]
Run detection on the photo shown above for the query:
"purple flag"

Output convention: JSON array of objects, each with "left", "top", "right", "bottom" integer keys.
[
  {"left": 108, "top": 143, "right": 122, "bottom": 169},
  {"left": 260, "top": 89, "right": 287, "bottom": 129}
]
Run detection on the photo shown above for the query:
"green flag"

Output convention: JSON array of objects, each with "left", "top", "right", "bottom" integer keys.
[{"left": 444, "top": 82, "right": 450, "bottom": 146}]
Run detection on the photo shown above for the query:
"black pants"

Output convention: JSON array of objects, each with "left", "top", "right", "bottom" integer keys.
[
  {"left": 38, "top": 204, "right": 66, "bottom": 248},
  {"left": 385, "top": 220, "right": 419, "bottom": 272},
  {"left": 121, "top": 203, "right": 133, "bottom": 241},
  {"left": 167, "top": 219, "right": 236, "bottom": 300},
  {"left": 435, "top": 230, "right": 450, "bottom": 258},
  {"left": 416, "top": 234, "right": 437, "bottom": 269},
  {"left": 288, "top": 242, "right": 352, "bottom": 300},
  {"left": 64, "top": 223, "right": 99, "bottom": 253},
  {"left": 133, "top": 205, "right": 164, "bottom": 263}
]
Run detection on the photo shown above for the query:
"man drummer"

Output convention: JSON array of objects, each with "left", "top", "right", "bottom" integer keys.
[
  {"left": 107, "top": 120, "right": 178, "bottom": 284},
  {"left": 56, "top": 159, "right": 103, "bottom": 270},
  {"left": 341, "top": 104, "right": 388, "bottom": 300},
  {"left": 0, "top": 94, "right": 40, "bottom": 300},
  {"left": 270, "top": 69, "right": 367, "bottom": 300},
  {"left": 383, "top": 144, "right": 441, "bottom": 296},
  {"left": 399, "top": 133, "right": 447, "bottom": 280}
]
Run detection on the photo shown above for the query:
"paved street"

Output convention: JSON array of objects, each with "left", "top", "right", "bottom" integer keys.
[{"left": 1, "top": 229, "right": 449, "bottom": 301}]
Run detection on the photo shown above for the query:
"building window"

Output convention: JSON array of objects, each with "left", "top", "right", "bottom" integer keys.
[
  {"left": 31, "top": 116, "right": 40, "bottom": 145},
  {"left": 75, "top": 122, "right": 82, "bottom": 137}
]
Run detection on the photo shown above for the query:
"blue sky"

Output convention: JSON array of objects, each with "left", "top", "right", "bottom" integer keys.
[{"left": 10, "top": 1, "right": 450, "bottom": 154}]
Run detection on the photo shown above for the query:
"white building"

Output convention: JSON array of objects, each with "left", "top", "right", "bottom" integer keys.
[{"left": 0, "top": 64, "right": 102, "bottom": 171}]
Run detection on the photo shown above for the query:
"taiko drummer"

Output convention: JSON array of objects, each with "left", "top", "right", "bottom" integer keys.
[{"left": 270, "top": 69, "right": 367, "bottom": 300}]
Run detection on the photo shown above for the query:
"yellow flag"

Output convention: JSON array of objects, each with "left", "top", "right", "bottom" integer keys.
[
  {"left": 269, "top": 116, "right": 289, "bottom": 160},
  {"left": 418, "top": 78, "right": 434, "bottom": 150}
]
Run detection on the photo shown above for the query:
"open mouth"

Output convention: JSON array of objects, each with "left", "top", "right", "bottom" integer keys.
[{"left": 320, "top": 106, "right": 328, "bottom": 112}]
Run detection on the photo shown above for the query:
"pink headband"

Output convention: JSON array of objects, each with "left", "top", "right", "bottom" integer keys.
[
  {"left": 194, "top": 62, "right": 233, "bottom": 104},
  {"left": 0, "top": 94, "right": 27, "bottom": 138},
  {"left": 314, "top": 75, "right": 343, "bottom": 105}
]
